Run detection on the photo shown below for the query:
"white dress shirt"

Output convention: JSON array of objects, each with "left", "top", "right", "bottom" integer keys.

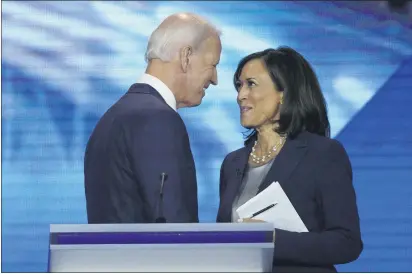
[{"left": 137, "top": 73, "right": 177, "bottom": 111}]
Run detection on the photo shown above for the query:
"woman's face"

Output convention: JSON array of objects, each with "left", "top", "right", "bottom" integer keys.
[{"left": 236, "top": 58, "right": 283, "bottom": 128}]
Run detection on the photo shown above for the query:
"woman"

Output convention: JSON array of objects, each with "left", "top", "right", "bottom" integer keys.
[{"left": 216, "top": 47, "right": 362, "bottom": 272}]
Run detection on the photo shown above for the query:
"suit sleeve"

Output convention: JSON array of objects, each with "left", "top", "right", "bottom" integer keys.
[
  {"left": 273, "top": 140, "right": 363, "bottom": 265},
  {"left": 216, "top": 155, "right": 228, "bottom": 222},
  {"left": 127, "top": 109, "right": 198, "bottom": 223}
]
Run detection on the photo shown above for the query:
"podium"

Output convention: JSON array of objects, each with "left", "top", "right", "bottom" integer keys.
[{"left": 49, "top": 223, "right": 274, "bottom": 272}]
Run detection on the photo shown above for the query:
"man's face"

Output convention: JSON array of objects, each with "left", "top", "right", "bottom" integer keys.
[{"left": 182, "top": 35, "right": 222, "bottom": 107}]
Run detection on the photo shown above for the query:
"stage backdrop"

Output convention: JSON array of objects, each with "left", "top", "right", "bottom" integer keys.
[{"left": 2, "top": 1, "right": 412, "bottom": 272}]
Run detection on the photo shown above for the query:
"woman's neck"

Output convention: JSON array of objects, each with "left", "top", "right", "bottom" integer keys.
[{"left": 255, "top": 124, "right": 284, "bottom": 154}]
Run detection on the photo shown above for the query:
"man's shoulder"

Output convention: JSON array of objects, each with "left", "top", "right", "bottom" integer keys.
[
  {"left": 113, "top": 84, "right": 177, "bottom": 119},
  {"left": 127, "top": 82, "right": 156, "bottom": 94},
  {"left": 122, "top": 83, "right": 169, "bottom": 106},
  {"left": 116, "top": 103, "right": 182, "bottom": 129}
]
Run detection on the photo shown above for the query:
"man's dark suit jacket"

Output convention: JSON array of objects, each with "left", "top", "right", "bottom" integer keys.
[
  {"left": 84, "top": 83, "right": 198, "bottom": 223},
  {"left": 217, "top": 131, "right": 363, "bottom": 272}
]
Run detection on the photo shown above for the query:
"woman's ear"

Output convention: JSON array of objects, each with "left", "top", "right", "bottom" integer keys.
[{"left": 180, "top": 46, "right": 192, "bottom": 73}]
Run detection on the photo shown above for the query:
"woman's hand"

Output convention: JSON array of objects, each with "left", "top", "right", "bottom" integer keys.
[{"left": 238, "top": 218, "right": 266, "bottom": 223}]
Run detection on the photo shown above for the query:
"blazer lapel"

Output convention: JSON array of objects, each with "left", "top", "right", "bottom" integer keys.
[
  {"left": 220, "top": 141, "right": 253, "bottom": 221},
  {"left": 257, "top": 133, "right": 308, "bottom": 194},
  {"left": 226, "top": 145, "right": 251, "bottom": 208}
]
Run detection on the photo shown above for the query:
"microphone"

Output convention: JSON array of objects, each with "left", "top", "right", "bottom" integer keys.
[{"left": 155, "top": 172, "right": 167, "bottom": 223}]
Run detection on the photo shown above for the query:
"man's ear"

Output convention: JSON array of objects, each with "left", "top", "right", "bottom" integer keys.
[{"left": 180, "top": 46, "right": 192, "bottom": 73}]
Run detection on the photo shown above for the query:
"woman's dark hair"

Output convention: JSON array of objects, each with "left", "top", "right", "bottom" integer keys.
[{"left": 233, "top": 46, "right": 330, "bottom": 145}]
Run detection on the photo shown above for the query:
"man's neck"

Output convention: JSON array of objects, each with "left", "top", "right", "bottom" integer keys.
[{"left": 146, "top": 61, "right": 180, "bottom": 103}]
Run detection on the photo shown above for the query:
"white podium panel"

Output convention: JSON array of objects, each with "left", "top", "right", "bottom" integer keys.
[{"left": 49, "top": 223, "right": 274, "bottom": 272}]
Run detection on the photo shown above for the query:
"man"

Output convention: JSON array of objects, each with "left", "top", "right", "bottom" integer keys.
[{"left": 84, "top": 13, "right": 222, "bottom": 223}]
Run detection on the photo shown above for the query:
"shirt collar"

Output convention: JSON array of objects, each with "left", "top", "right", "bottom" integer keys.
[{"left": 137, "top": 73, "right": 177, "bottom": 111}]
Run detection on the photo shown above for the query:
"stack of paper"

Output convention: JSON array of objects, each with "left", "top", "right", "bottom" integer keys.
[{"left": 236, "top": 182, "right": 308, "bottom": 232}]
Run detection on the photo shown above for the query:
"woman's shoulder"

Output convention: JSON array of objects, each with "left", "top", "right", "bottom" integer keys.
[
  {"left": 223, "top": 146, "right": 248, "bottom": 162},
  {"left": 301, "top": 131, "right": 349, "bottom": 159}
]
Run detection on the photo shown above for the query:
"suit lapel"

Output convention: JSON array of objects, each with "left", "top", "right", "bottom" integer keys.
[
  {"left": 257, "top": 133, "right": 308, "bottom": 194},
  {"left": 221, "top": 141, "right": 253, "bottom": 221}
]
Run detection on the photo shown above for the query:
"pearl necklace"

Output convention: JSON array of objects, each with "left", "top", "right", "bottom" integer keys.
[{"left": 250, "top": 136, "right": 286, "bottom": 164}]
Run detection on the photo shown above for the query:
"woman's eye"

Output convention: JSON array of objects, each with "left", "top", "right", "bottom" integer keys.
[{"left": 247, "top": 81, "right": 256, "bottom": 87}]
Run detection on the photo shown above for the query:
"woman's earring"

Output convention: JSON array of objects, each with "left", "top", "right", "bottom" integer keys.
[{"left": 280, "top": 97, "right": 283, "bottom": 105}]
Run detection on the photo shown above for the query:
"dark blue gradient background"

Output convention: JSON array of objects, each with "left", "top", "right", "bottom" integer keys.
[{"left": 2, "top": 1, "right": 412, "bottom": 272}]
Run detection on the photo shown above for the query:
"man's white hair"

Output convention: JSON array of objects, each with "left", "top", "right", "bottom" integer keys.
[{"left": 145, "top": 13, "right": 221, "bottom": 63}]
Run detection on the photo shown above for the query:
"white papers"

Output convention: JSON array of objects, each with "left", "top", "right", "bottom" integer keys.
[{"left": 236, "top": 181, "right": 308, "bottom": 232}]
